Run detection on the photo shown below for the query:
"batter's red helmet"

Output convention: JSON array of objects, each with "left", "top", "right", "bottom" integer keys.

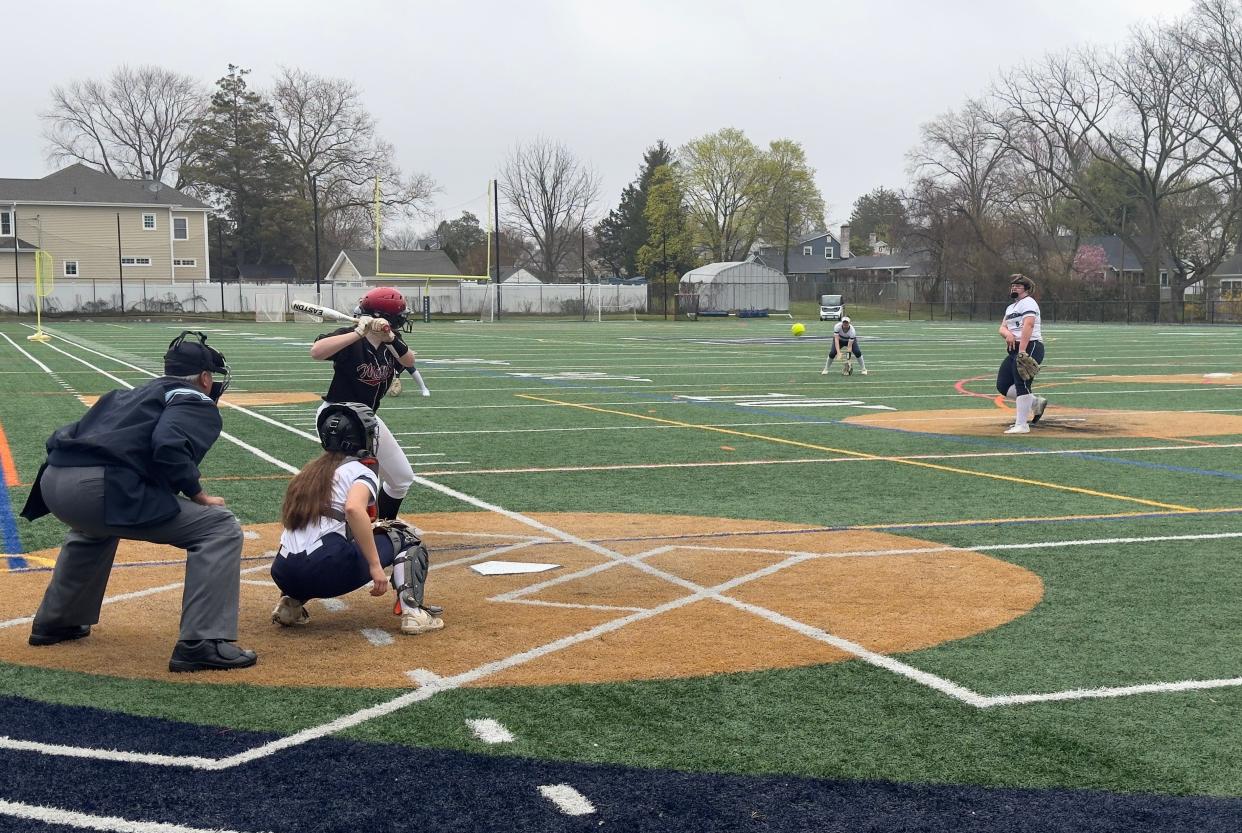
[{"left": 358, "top": 287, "right": 410, "bottom": 331}]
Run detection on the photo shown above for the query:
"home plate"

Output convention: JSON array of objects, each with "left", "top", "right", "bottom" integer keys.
[{"left": 471, "top": 561, "right": 560, "bottom": 576}]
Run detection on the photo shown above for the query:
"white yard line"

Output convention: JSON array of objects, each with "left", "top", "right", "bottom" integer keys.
[
  {"left": 981, "top": 676, "right": 1242, "bottom": 707},
  {"left": 0, "top": 798, "right": 270, "bottom": 833},
  {"left": 538, "top": 785, "right": 596, "bottom": 816},
  {"left": 466, "top": 718, "right": 516, "bottom": 744}
]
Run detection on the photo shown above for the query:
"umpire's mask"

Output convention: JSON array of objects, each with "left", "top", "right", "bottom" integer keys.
[{"left": 164, "top": 331, "right": 231, "bottom": 401}]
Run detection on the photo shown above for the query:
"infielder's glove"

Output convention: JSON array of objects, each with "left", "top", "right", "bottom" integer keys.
[{"left": 1015, "top": 351, "right": 1041, "bottom": 382}]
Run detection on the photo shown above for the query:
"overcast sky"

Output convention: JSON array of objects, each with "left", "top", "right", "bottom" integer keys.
[{"left": 6, "top": 0, "right": 1194, "bottom": 234}]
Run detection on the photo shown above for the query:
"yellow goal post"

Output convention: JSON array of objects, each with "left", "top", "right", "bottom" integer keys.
[{"left": 27, "top": 250, "right": 54, "bottom": 342}]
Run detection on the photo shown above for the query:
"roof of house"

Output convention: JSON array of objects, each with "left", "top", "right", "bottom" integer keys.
[
  {"left": 1211, "top": 250, "right": 1242, "bottom": 278},
  {"left": 500, "top": 268, "right": 542, "bottom": 283},
  {"left": 341, "top": 249, "right": 461, "bottom": 278},
  {"left": 238, "top": 263, "right": 299, "bottom": 282},
  {"left": 0, "top": 237, "right": 38, "bottom": 253},
  {"left": 0, "top": 164, "right": 212, "bottom": 210},
  {"left": 1074, "top": 235, "right": 1178, "bottom": 271}
]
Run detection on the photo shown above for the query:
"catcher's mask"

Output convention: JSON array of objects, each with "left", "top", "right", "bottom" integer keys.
[
  {"left": 358, "top": 286, "right": 412, "bottom": 333},
  {"left": 317, "top": 402, "right": 379, "bottom": 460},
  {"left": 164, "top": 331, "right": 231, "bottom": 401}
]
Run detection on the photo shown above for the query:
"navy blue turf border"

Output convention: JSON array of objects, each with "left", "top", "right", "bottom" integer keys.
[{"left": 0, "top": 696, "right": 1239, "bottom": 832}]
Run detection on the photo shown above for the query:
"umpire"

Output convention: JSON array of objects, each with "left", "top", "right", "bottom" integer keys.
[{"left": 20, "top": 331, "right": 257, "bottom": 673}]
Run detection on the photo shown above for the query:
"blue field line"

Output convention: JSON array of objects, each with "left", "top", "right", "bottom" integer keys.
[{"left": 0, "top": 476, "right": 24, "bottom": 561}]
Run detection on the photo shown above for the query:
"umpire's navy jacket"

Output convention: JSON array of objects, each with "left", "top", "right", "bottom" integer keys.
[{"left": 21, "top": 378, "right": 222, "bottom": 528}]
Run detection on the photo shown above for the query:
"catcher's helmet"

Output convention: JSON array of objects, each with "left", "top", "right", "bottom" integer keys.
[
  {"left": 359, "top": 287, "right": 410, "bottom": 331},
  {"left": 317, "top": 402, "right": 379, "bottom": 460},
  {"left": 164, "top": 331, "right": 231, "bottom": 401}
]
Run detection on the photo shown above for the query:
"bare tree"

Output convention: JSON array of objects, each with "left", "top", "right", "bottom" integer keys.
[
  {"left": 499, "top": 138, "right": 600, "bottom": 280},
  {"left": 988, "top": 21, "right": 1229, "bottom": 317},
  {"left": 42, "top": 65, "right": 207, "bottom": 186},
  {"left": 268, "top": 67, "right": 436, "bottom": 288}
]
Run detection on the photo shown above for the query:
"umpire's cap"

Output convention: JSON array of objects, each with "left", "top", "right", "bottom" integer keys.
[{"left": 164, "top": 330, "right": 229, "bottom": 376}]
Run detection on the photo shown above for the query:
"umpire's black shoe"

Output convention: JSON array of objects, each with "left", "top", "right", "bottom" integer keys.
[
  {"left": 169, "top": 639, "right": 257, "bottom": 673},
  {"left": 29, "top": 624, "right": 91, "bottom": 646}
]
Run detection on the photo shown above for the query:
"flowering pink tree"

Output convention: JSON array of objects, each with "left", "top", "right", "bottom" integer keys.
[{"left": 1072, "top": 244, "right": 1111, "bottom": 286}]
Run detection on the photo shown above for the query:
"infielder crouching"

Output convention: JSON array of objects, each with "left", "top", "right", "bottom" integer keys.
[{"left": 821, "top": 316, "right": 868, "bottom": 375}]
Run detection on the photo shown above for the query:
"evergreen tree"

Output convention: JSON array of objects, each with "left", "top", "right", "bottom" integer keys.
[
  {"left": 637, "top": 165, "right": 695, "bottom": 283},
  {"left": 184, "top": 66, "right": 309, "bottom": 279},
  {"left": 595, "top": 140, "right": 672, "bottom": 277}
]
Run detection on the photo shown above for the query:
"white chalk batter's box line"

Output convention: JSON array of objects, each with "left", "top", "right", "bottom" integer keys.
[{"left": 1, "top": 527, "right": 1240, "bottom": 772}]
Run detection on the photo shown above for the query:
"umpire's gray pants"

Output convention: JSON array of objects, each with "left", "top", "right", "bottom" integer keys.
[{"left": 32, "top": 466, "right": 244, "bottom": 641}]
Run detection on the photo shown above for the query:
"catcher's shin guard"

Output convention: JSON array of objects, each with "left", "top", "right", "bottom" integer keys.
[{"left": 375, "top": 519, "right": 443, "bottom": 616}]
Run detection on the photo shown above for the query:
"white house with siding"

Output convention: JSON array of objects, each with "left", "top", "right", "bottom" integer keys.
[{"left": 0, "top": 164, "right": 212, "bottom": 283}]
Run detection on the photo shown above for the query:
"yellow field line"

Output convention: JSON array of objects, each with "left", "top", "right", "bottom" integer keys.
[{"left": 517, "top": 394, "right": 1199, "bottom": 512}]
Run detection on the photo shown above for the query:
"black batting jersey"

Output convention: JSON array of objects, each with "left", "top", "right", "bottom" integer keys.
[{"left": 316, "top": 326, "right": 409, "bottom": 411}]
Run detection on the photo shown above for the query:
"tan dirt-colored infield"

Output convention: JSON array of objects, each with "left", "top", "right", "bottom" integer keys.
[
  {"left": 2, "top": 512, "right": 1043, "bottom": 689},
  {"left": 1087, "top": 372, "right": 1238, "bottom": 385},
  {"left": 845, "top": 408, "right": 1242, "bottom": 438},
  {"left": 79, "top": 392, "right": 321, "bottom": 408}
]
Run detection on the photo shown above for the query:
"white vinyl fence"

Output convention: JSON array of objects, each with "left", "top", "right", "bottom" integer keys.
[{"left": 0, "top": 280, "right": 647, "bottom": 318}]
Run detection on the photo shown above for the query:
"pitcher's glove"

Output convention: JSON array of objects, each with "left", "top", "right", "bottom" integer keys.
[{"left": 1015, "top": 351, "right": 1041, "bottom": 382}]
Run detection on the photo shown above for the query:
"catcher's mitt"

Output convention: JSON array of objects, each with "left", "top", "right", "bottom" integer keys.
[{"left": 1015, "top": 351, "right": 1041, "bottom": 382}]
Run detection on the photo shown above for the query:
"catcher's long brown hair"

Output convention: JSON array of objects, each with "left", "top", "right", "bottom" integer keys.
[{"left": 281, "top": 451, "right": 349, "bottom": 530}]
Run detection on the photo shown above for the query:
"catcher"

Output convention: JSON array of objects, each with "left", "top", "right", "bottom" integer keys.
[
  {"left": 269, "top": 402, "right": 444, "bottom": 635},
  {"left": 997, "top": 275, "right": 1048, "bottom": 434},
  {"left": 821, "top": 316, "right": 868, "bottom": 376}
]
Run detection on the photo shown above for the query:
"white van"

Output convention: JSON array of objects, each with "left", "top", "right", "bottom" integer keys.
[{"left": 819, "top": 294, "right": 844, "bottom": 321}]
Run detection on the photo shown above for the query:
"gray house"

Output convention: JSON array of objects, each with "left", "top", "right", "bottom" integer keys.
[
  {"left": 753, "top": 229, "right": 846, "bottom": 279},
  {"left": 1071, "top": 235, "right": 1176, "bottom": 287},
  {"left": 1204, "top": 250, "right": 1242, "bottom": 296},
  {"left": 0, "top": 164, "right": 212, "bottom": 283},
  {"left": 325, "top": 249, "right": 462, "bottom": 285}
]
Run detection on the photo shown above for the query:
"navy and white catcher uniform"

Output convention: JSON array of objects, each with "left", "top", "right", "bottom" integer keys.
[{"left": 270, "top": 402, "right": 443, "bottom": 635}]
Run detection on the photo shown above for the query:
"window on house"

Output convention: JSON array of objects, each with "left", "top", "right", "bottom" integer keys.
[
  {"left": 64, "top": 260, "right": 79, "bottom": 277},
  {"left": 173, "top": 218, "right": 188, "bottom": 240},
  {"left": 0, "top": 211, "right": 11, "bottom": 236},
  {"left": 825, "top": 246, "right": 835, "bottom": 259},
  {"left": 802, "top": 246, "right": 812, "bottom": 256},
  {"left": 173, "top": 258, "right": 197, "bottom": 267},
  {"left": 120, "top": 257, "right": 152, "bottom": 266},
  {"left": 1160, "top": 271, "right": 1169, "bottom": 287},
  {"left": 142, "top": 214, "right": 156, "bottom": 230}
]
